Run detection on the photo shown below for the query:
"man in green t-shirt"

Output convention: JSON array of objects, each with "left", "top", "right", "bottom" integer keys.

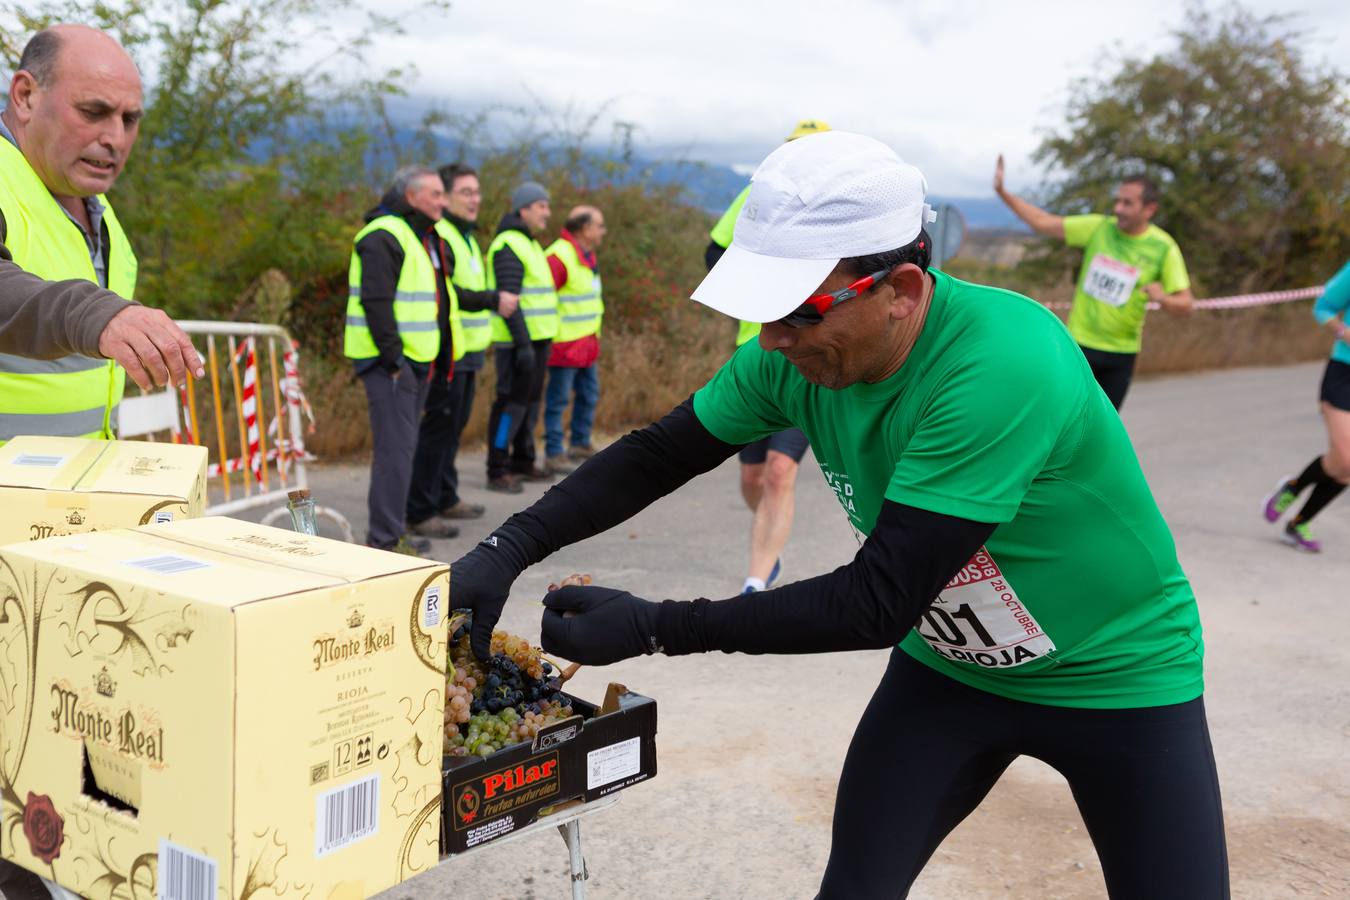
[
  {"left": 451, "top": 132, "right": 1228, "bottom": 897},
  {"left": 994, "top": 155, "right": 1193, "bottom": 408}
]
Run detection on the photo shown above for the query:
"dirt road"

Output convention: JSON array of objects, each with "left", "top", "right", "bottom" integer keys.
[{"left": 302, "top": 362, "right": 1347, "bottom": 898}]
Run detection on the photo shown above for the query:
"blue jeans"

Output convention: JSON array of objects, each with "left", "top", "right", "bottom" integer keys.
[{"left": 544, "top": 364, "right": 599, "bottom": 457}]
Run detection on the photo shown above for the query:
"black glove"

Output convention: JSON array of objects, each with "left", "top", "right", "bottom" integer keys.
[
  {"left": 511, "top": 345, "right": 535, "bottom": 377},
  {"left": 450, "top": 531, "right": 530, "bottom": 661},
  {"left": 541, "top": 585, "right": 662, "bottom": 666}
]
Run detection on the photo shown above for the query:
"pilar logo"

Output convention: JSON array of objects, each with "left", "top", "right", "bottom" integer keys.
[{"left": 95, "top": 666, "right": 116, "bottom": 698}]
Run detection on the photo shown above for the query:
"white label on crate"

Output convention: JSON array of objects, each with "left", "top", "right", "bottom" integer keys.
[
  {"left": 124, "top": 554, "right": 211, "bottom": 576},
  {"left": 465, "top": 816, "right": 515, "bottom": 848},
  {"left": 315, "top": 774, "right": 380, "bottom": 857},
  {"left": 12, "top": 453, "right": 66, "bottom": 468},
  {"left": 157, "top": 839, "right": 219, "bottom": 900},
  {"left": 153, "top": 511, "right": 175, "bottom": 524},
  {"left": 587, "top": 737, "right": 641, "bottom": 790},
  {"left": 422, "top": 585, "right": 442, "bottom": 629}
]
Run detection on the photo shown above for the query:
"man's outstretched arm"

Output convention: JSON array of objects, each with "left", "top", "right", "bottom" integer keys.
[{"left": 993, "top": 154, "right": 1065, "bottom": 240}]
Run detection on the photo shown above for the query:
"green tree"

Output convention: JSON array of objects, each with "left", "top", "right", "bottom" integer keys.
[
  {"left": 1034, "top": 3, "right": 1350, "bottom": 295},
  {"left": 0, "top": 0, "right": 448, "bottom": 317}
]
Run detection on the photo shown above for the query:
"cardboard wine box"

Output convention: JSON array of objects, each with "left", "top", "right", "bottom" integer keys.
[
  {"left": 0, "top": 436, "right": 207, "bottom": 546},
  {"left": 0, "top": 517, "right": 448, "bottom": 899},
  {"left": 441, "top": 684, "right": 657, "bottom": 855}
]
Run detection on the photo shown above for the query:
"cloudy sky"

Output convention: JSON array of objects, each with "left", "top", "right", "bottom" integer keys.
[{"left": 364, "top": 0, "right": 1348, "bottom": 197}]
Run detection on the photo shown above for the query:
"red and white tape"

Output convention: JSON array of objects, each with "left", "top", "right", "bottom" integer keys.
[
  {"left": 1045, "top": 285, "right": 1324, "bottom": 312},
  {"left": 235, "top": 337, "right": 263, "bottom": 484},
  {"left": 207, "top": 441, "right": 310, "bottom": 479}
]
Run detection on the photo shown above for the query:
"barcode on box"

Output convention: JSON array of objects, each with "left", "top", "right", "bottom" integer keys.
[
  {"left": 157, "top": 839, "right": 218, "bottom": 900},
  {"left": 124, "top": 555, "right": 211, "bottom": 576},
  {"left": 422, "top": 585, "right": 442, "bottom": 629},
  {"left": 12, "top": 454, "right": 65, "bottom": 468},
  {"left": 315, "top": 774, "right": 380, "bottom": 857}
]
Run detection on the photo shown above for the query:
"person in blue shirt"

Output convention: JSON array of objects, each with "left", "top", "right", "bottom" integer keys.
[{"left": 1262, "top": 260, "right": 1350, "bottom": 551}]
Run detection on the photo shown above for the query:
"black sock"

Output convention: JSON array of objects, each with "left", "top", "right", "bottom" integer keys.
[
  {"left": 1290, "top": 457, "right": 1327, "bottom": 494},
  {"left": 1293, "top": 476, "right": 1346, "bottom": 525}
]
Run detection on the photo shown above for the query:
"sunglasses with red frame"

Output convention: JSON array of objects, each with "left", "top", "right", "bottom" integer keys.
[{"left": 777, "top": 267, "right": 894, "bottom": 328}]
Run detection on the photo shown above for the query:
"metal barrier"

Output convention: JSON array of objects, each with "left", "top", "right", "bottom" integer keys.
[{"left": 117, "top": 320, "right": 353, "bottom": 541}]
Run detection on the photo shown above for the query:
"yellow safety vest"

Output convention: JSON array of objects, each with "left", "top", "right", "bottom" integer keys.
[
  {"left": 0, "top": 137, "right": 135, "bottom": 441},
  {"left": 487, "top": 230, "right": 559, "bottom": 344},
  {"left": 345, "top": 216, "right": 443, "bottom": 364},
  {"left": 709, "top": 185, "right": 760, "bottom": 347},
  {"left": 547, "top": 238, "right": 603, "bottom": 343},
  {"left": 436, "top": 219, "right": 486, "bottom": 357}
]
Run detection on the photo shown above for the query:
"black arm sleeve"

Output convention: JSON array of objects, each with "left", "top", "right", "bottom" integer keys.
[
  {"left": 356, "top": 230, "right": 407, "bottom": 370},
  {"left": 705, "top": 239, "right": 726, "bottom": 272},
  {"left": 655, "top": 500, "right": 996, "bottom": 655},
  {"left": 493, "top": 397, "right": 740, "bottom": 565},
  {"left": 456, "top": 288, "right": 500, "bottom": 313}
]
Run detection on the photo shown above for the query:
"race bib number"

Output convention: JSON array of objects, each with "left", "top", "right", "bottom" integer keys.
[
  {"left": 913, "top": 548, "right": 1056, "bottom": 669},
  {"left": 1082, "top": 255, "right": 1140, "bottom": 307}
]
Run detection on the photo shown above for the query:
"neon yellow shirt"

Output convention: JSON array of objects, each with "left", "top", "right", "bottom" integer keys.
[{"left": 1064, "top": 214, "right": 1190, "bottom": 354}]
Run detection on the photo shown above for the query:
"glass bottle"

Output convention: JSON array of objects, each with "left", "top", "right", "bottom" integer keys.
[{"left": 286, "top": 488, "right": 318, "bottom": 536}]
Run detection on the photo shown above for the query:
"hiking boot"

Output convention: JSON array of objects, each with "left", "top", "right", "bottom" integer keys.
[
  {"left": 546, "top": 454, "right": 577, "bottom": 475},
  {"left": 441, "top": 500, "right": 486, "bottom": 519},
  {"left": 407, "top": 516, "right": 460, "bottom": 539},
  {"left": 1282, "top": 521, "right": 1321, "bottom": 553},
  {"left": 568, "top": 445, "right": 597, "bottom": 461},
  {"left": 487, "top": 474, "right": 524, "bottom": 494},
  {"left": 1262, "top": 477, "right": 1299, "bottom": 523},
  {"left": 515, "top": 465, "right": 555, "bottom": 483},
  {"left": 393, "top": 535, "right": 433, "bottom": 558}
]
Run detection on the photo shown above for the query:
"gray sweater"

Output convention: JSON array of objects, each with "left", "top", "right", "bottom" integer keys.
[{"left": 0, "top": 240, "right": 132, "bottom": 360}]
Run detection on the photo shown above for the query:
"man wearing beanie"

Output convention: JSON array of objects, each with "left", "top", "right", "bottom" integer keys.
[{"left": 484, "top": 181, "right": 564, "bottom": 491}]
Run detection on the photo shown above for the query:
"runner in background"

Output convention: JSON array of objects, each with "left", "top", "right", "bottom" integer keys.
[
  {"left": 706, "top": 118, "right": 829, "bottom": 593},
  {"left": 993, "top": 155, "right": 1193, "bottom": 409},
  {"left": 1262, "top": 259, "right": 1350, "bottom": 552}
]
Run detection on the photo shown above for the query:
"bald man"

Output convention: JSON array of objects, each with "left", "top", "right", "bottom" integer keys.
[
  {"left": 0, "top": 24, "right": 146, "bottom": 442},
  {"left": 543, "top": 206, "right": 607, "bottom": 473}
]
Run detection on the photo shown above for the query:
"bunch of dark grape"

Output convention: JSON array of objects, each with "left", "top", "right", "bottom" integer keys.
[{"left": 444, "top": 613, "right": 575, "bottom": 756}]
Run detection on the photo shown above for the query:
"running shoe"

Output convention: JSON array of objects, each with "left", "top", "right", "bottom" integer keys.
[
  {"left": 1282, "top": 521, "right": 1322, "bottom": 553},
  {"left": 766, "top": 557, "right": 782, "bottom": 588},
  {"left": 1262, "top": 477, "right": 1298, "bottom": 523}
]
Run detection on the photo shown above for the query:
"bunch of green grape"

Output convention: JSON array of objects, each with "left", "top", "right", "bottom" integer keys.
[{"left": 444, "top": 613, "right": 575, "bottom": 757}]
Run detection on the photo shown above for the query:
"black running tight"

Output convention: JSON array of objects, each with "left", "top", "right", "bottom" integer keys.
[{"left": 817, "top": 650, "right": 1229, "bottom": 899}]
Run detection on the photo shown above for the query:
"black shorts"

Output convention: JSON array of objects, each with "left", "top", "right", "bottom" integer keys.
[
  {"left": 737, "top": 427, "right": 810, "bottom": 465},
  {"left": 1319, "top": 359, "right": 1350, "bottom": 412},
  {"left": 1078, "top": 345, "right": 1137, "bottom": 410}
]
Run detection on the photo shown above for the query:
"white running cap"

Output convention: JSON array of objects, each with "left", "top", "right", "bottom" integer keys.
[{"left": 693, "top": 131, "right": 934, "bottom": 324}]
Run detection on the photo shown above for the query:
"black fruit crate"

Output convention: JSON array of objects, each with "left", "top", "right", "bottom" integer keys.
[{"left": 440, "top": 683, "right": 657, "bottom": 855}]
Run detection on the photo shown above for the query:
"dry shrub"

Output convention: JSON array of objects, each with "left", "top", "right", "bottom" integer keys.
[
  {"left": 454, "top": 305, "right": 729, "bottom": 451},
  {"left": 944, "top": 256, "right": 1333, "bottom": 375},
  {"left": 302, "top": 298, "right": 732, "bottom": 460},
  {"left": 1136, "top": 302, "right": 1335, "bottom": 375}
]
